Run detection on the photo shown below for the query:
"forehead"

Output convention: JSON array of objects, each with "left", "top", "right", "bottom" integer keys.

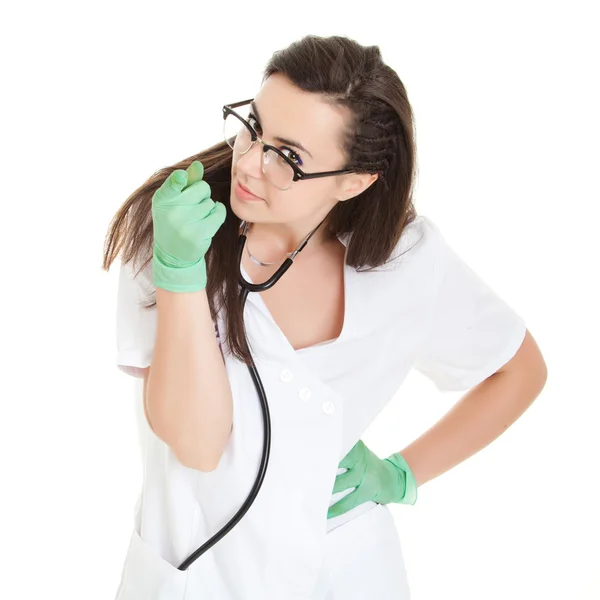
[{"left": 254, "top": 73, "right": 348, "bottom": 160}]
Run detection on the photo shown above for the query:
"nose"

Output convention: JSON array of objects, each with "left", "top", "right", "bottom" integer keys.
[{"left": 234, "top": 138, "right": 264, "bottom": 182}]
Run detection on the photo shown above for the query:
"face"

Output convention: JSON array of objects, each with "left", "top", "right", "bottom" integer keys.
[{"left": 230, "top": 73, "right": 377, "bottom": 245}]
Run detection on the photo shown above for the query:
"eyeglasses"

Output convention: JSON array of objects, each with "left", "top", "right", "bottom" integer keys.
[{"left": 223, "top": 98, "right": 355, "bottom": 191}]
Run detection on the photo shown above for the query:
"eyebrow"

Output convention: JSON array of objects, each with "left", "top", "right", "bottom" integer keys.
[{"left": 250, "top": 100, "right": 314, "bottom": 159}]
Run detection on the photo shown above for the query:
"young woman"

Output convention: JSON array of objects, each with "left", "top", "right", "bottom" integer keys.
[{"left": 103, "top": 34, "right": 546, "bottom": 600}]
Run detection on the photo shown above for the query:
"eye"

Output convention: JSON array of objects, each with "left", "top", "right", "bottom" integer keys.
[
  {"left": 248, "top": 113, "right": 303, "bottom": 167},
  {"left": 248, "top": 114, "right": 262, "bottom": 134},
  {"left": 280, "top": 147, "right": 303, "bottom": 167}
]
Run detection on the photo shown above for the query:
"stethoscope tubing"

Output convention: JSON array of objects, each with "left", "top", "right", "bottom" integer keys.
[{"left": 177, "top": 222, "right": 299, "bottom": 571}]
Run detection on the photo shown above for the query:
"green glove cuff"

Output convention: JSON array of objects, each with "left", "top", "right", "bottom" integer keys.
[
  {"left": 384, "top": 452, "right": 418, "bottom": 506},
  {"left": 152, "top": 244, "right": 208, "bottom": 293}
]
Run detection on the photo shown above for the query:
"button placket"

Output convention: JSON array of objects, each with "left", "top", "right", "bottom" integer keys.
[{"left": 277, "top": 356, "right": 342, "bottom": 418}]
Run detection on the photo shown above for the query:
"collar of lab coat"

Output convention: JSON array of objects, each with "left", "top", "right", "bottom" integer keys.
[{"left": 336, "top": 231, "right": 351, "bottom": 246}]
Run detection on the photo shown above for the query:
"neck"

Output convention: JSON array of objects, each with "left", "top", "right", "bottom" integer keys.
[{"left": 244, "top": 218, "right": 329, "bottom": 257}]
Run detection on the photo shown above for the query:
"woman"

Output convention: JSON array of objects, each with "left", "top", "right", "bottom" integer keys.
[{"left": 103, "top": 34, "right": 547, "bottom": 600}]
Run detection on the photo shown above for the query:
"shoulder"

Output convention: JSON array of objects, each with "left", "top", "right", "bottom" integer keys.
[
  {"left": 340, "top": 214, "right": 438, "bottom": 264},
  {"left": 393, "top": 214, "right": 450, "bottom": 281},
  {"left": 348, "top": 214, "right": 441, "bottom": 300},
  {"left": 398, "top": 214, "right": 435, "bottom": 254},
  {"left": 345, "top": 215, "right": 442, "bottom": 332},
  {"left": 378, "top": 214, "right": 440, "bottom": 273}
]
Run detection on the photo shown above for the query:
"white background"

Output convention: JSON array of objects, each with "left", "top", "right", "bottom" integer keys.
[{"left": 1, "top": 1, "right": 598, "bottom": 598}]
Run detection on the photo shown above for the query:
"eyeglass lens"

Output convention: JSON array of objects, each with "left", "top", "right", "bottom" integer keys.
[{"left": 224, "top": 107, "right": 294, "bottom": 190}]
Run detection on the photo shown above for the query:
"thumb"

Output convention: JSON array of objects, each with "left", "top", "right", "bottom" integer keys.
[{"left": 186, "top": 160, "right": 205, "bottom": 186}]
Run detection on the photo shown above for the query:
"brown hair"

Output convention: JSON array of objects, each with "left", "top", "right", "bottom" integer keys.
[{"left": 102, "top": 34, "right": 419, "bottom": 365}]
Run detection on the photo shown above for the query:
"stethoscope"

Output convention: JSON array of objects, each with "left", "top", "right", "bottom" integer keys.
[{"left": 177, "top": 217, "right": 326, "bottom": 571}]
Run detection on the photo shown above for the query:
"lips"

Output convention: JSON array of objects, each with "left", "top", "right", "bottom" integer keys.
[{"left": 238, "top": 181, "right": 263, "bottom": 200}]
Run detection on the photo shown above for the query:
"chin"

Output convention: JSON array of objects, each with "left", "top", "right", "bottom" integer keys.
[
  {"left": 229, "top": 190, "right": 259, "bottom": 221},
  {"left": 230, "top": 202, "right": 245, "bottom": 222}
]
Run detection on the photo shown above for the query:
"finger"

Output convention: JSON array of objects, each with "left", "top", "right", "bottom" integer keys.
[
  {"left": 177, "top": 179, "right": 213, "bottom": 206},
  {"left": 185, "top": 160, "right": 205, "bottom": 187},
  {"left": 178, "top": 200, "right": 226, "bottom": 232},
  {"left": 327, "top": 490, "right": 360, "bottom": 519},
  {"left": 182, "top": 198, "right": 219, "bottom": 225},
  {"left": 332, "top": 468, "right": 358, "bottom": 494},
  {"left": 154, "top": 169, "right": 188, "bottom": 204},
  {"left": 152, "top": 201, "right": 226, "bottom": 242},
  {"left": 200, "top": 201, "right": 227, "bottom": 232},
  {"left": 338, "top": 441, "right": 363, "bottom": 469}
]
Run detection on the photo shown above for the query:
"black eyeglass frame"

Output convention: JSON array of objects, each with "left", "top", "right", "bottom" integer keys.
[{"left": 222, "top": 98, "right": 355, "bottom": 188}]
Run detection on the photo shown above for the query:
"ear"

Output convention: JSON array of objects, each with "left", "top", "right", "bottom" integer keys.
[{"left": 336, "top": 172, "right": 379, "bottom": 202}]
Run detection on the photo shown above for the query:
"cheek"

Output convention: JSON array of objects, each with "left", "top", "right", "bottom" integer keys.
[
  {"left": 269, "top": 187, "right": 324, "bottom": 217},
  {"left": 287, "top": 179, "right": 336, "bottom": 211}
]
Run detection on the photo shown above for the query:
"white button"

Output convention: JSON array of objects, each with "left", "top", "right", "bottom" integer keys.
[
  {"left": 280, "top": 368, "right": 293, "bottom": 382},
  {"left": 322, "top": 401, "right": 336, "bottom": 415},
  {"left": 298, "top": 388, "right": 312, "bottom": 401}
]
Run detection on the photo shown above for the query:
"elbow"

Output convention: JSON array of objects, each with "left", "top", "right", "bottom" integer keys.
[
  {"left": 147, "top": 400, "right": 233, "bottom": 473},
  {"left": 169, "top": 428, "right": 230, "bottom": 473},
  {"left": 172, "top": 443, "right": 222, "bottom": 473},
  {"left": 539, "top": 361, "right": 549, "bottom": 388},
  {"left": 147, "top": 401, "right": 231, "bottom": 473},
  {"left": 182, "top": 457, "right": 221, "bottom": 473},
  {"left": 497, "top": 328, "right": 549, "bottom": 388}
]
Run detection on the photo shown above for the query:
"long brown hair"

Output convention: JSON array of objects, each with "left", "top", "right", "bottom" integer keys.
[{"left": 102, "top": 34, "right": 419, "bottom": 365}]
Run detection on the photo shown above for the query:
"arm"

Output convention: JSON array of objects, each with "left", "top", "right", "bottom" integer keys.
[
  {"left": 401, "top": 329, "right": 547, "bottom": 487},
  {"left": 146, "top": 287, "right": 233, "bottom": 472},
  {"left": 141, "top": 368, "right": 156, "bottom": 436}
]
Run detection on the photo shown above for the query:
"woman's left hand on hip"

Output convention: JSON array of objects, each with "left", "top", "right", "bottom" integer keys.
[{"left": 327, "top": 440, "right": 407, "bottom": 519}]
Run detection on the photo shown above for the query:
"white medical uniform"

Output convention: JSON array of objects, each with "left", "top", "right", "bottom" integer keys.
[{"left": 113, "top": 214, "right": 526, "bottom": 600}]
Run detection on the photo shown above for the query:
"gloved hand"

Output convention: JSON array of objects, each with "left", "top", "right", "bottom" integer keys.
[
  {"left": 327, "top": 439, "right": 418, "bottom": 519},
  {"left": 152, "top": 160, "right": 227, "bottom": 292}
]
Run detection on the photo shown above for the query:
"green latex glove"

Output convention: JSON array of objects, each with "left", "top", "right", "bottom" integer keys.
[
  {"left": 327, "top": 439, "right": 418, "bottom": 519},
  {"left": 152, "top": 160, "right": 227, "bottom": 292}
]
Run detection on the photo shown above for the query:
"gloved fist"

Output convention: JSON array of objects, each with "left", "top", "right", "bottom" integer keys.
[
  {"left": 152, "top": 160, "right": 227, "bottom": 292},
  {"left": 327, "top": 440, "right": 417, "bottom": 520}
]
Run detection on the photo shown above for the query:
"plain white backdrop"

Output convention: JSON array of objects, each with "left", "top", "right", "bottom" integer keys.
[{"left": 1, "top": 1, "right": 598, "bottom": 598}]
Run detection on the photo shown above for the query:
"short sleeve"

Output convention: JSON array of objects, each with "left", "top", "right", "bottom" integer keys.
[
  {"left": 412, "top": 217, "right": 527, "bottom": 392},
  {"left": 116, "top": 258, "right": 157, "bottom": 378}
]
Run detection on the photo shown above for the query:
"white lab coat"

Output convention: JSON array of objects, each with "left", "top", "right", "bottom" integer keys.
[{"left": 113, "top": 214, "right": 526, "bottom": 599}]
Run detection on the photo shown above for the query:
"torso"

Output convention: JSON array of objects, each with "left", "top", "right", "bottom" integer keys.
[{"left": 241, "top": 237, "right": 346, "bottom": 352}]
